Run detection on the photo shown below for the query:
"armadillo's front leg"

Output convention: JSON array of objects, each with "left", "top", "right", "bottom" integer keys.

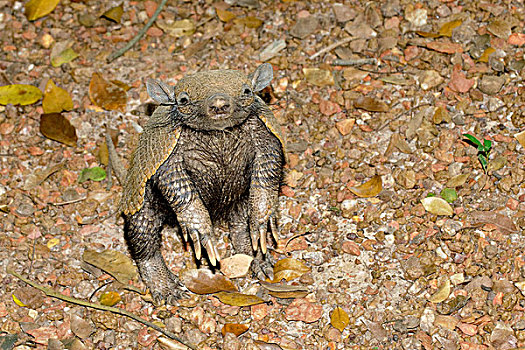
[
  {"left": 154, "top": 157, "right": 219, "bottom": 265},
  {"left": 249, "top": 150, "right": 283, "bottom": 254}
]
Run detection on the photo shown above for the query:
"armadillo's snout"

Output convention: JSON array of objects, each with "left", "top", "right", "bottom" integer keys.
[{"left": 206, "top": 93, "right": 233, "bottom": 118}]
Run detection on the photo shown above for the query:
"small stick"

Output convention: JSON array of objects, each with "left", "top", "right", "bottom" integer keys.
[
  {"left": 8, "top": 268, "right": 197, "bottom": 350},
  {"left": 332, "top": 58, "right": 377, "bottom": 66},
  {"left": 309, "top": 37, "right": 354, "bottom": 60},
  {"left": 52, "top": 197, "right": 87, "bottom": 206},
  {"left": 107, "top": 0, "right": 168, "bottom": 63}
]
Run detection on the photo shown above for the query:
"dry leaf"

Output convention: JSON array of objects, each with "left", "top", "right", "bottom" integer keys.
[
  {"left": 221, "top": 323, "right": 249, "bottom": 337},
  {"left": 349, "top": 175, "right": 382, "bottom": 198},
  {"left": 439, "top": 20, "right": 462, "bottom": 37},
  {"left": 82, "top": 249, "right": 138, "bottom": 285},
  {"left": 515, "top": 130, "right": 525, "bottom": 148},
  {"left": 330, "top": 307, "right": 350, "bottom": 332},
  {"left": 446, "top": 173, "right": 469, "bottom": 188},
  {"left": 99, "top": 291, "right": 121, "bottom": 306},
  {"left": 220, "top": 254, "right": 253, "bottom": 279},
  {"left": 0, "top": 84, "right": 42, "bottom": 106},
  {"left": 272, "top": 258, "right": 311, "bottom": 282},
  {"left": 89, "top": 72, "right": 127, "bottom": 112},
  {"left": 22, "top": 162, "right": 65, "bottom": 191},
  {"left": 421, "top": 197, "right": 454, "bottom": 216},
  {"left": 260, "top": 281, "right": 308, "bottom": 299},
  {"left": 354, "top": 96, "right": 389, "bottom": 112},
  {"left": 478, "top": 47, "right": 496, "bottom": 63},
  {"left": 416, "top": 30, "right": 440, "bottom": 38},
  {"left": 102, "top": 5, "right": 123, "bottom": 23},
  {"left": 42, "top": 79, "right": 73, "bottom": 113},
  {"left": 468, "top": 211, "right": 518, "bottom": 234},
  {"left": 303, "top": 68, "right": 334, "bottom": 86},
  {"left": 429, "top": 279, "right": 451, "bottom": 303},
  {"left": 214, "top": 292, "right": 264, "bottom": 306},
  {"left": 156, "top": 19, "right": 195, "bottom": 37},
  {"left": 25, "top": 0, "right": 60, "bottom": 21},
  {"left": 50, "top": 47, "right": 78, "bottom": 67},
  {"left": 181, "top": 269, "right": 237, "bottom": 294},
  {"left": 234, "top": 16, "right": 263, "bottom": 29},
  {"left": 216, "top": 9, "right": 236, "bottom": 22},
  {"left": 40, "top": 113, "right": 78, "bottom": 147}
]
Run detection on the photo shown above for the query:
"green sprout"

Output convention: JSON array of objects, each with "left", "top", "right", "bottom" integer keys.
[{"left": 462, "top": 133, "right": 492, "bottom": 173}]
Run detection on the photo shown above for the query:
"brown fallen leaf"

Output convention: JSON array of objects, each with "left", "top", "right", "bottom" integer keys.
[
  {"left": 101, "top": 5, "right": 123, "bottom": 23},
  {"left": 25, "top": 0, "right": 60, "bottom": 21},
  {"left": 221, "top": 323, "right": 249, "bottom": 337},
  {"left": 446, "top": 173, "right": 469, "bottom": 188},
  {"left": 22, "top": 162, "right": 65, "bottom": 191},
  {"left": 156, "top": 19, "right": 196, "bottom": 37},
  {"left": 426, "top": 42, "right": 463, "bottom": 54},
  {"left": 349, "top": 175, "right": 382, "bottom": 198},
  {"left": 330, "top": 307, "right": 350, "bottom": 332},
  {"left": 439, "top": 20, "right": 462, "bottom": 37},
  {"left": 303, "top": 68, "right": 334, "bottom": 86},
  {"left": 40, "top": 113, "right": 78, "bottom": 147},
  {"left": 216, "top": 9, "right": 236, "bottom": 22},
  {"left": 234, "top": 16, "right": 263, "bottom": 29},
  {"left": 384, "top": 133, "right": 412, "bottom": 157},
  {"left": 477, "top": 47, "right": 495, "bottom": 63},
  {"left": 42, "top": 79, "right": 74, "bottom": 114},
  {"left": 468, "top": 211, "right": 518, "bottom": 234},
  {"left": 181, "top": 269, "right": 237, "bottom": 294},
  {"left": 82, "top": 249, "right": 138, "bottom": 286},
  {"left": 88, "top": 72, "right": 127, "bottom": 112},
  {"left": 259, "top": 281, "right": 308, "bottom": 299},
  {"left": 220, "top": 254, "right": 253, "bottom": 279},
  {"left": 515, "top": 130, "right": 525, "bottom": 148},
  {"left": 354, "top": 96, "right": 389, "bottom": 112},
  {"left": 214, "top": 292, "right": 264, "bottom": 307},
  {"left": 272, "top": 258, "right": 311, "bottom": 282},
  {"left": 428, "top": 279, "right": 451, "bottom": 303}
]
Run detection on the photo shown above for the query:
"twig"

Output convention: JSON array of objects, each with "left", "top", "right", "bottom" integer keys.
[
  {"left": 309, "top": 37, "right": 354, "bottom": 60},
  {"left": 332, "top": 58, "right": 377, "bottom": 66},
  {"left": 7, "top": 268, "right": 197, "bottom": 350},
  {"left": 51, "top": 197, "right": 87, "bottom": 206},
  {"left": 107, "top": 0, "right": 168, "bottom": 63}
]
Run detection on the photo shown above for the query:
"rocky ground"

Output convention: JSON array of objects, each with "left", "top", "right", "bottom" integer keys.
[{"left": 1, "top": 0, "right": 525, "bottom": 349}]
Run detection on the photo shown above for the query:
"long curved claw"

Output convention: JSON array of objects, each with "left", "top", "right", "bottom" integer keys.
[
  {"left": 260, "top": 224, "right": 267, "bottom": 254},
  {"left": 188, "top": 229, "right": 202, "bottom": 260},
  {"left": 270, "top": 217, "right": 279, "bottom": 243},
  {"left": 250, "top": 227, "right": 259, "bottom": 252},
  {"left": 205, "top": 239, "right": 217, "bottom": 266}
]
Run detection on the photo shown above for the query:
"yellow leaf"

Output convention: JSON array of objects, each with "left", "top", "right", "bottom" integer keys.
[
  {"left": 102, "top": 5, "right": 124, "bottom": 23},
  {"left": 272, "top": 258, "right": 311, "bottom": 282},
  {"left": 330, "top": 307, "right": 350, "bottom": 332},
  {"left": 429, "top": 279, "right": 451, "bottom": 303},
  {"left": 214, "top": 292, "right": 264, "bottom": 306},
  {"left": 416, "top": 31, "right": 440, "bottom": 38},
  {"left": 99, "top": 291, "right": 122, "bottom": 306},
  {"left": 42, "top": 79, "right": 74, "bottom": 113},
  {"left": 216, "top": 9, "right": 236, "bottom": 23},
  {"left": 47, "top": 238, "right": 60, "bottom": 249},
  {"left": 0, "top": 84, "right": 42, "bottom": 106},
  {"left": 50, "top": 47, "right": 78, "bottom": 67},
  {"left": 515, "top": 130, "right": 525, "bottom": 148},
  {"left": 439, "top": 20, "right": 462, "bottom": 37},
  {"left": 234, "top": 16, "right": 263, "bottom": 29},
  {"left": 478, "top": 47, "right": 495, "bottom": 63},
  {"left": 221, "top": 323, "right": 249, "bottom": 336},
  {"left": 12, "top": 293, "right": 27, "bottom": 307},
  {"left": 421, "top": 197, "right": 454, "bottom": 216},
  {"left": 349, "top": 175, "right": 383, "bottom": 198},
  {"left": 25, "top": 0, "right": 60, "bottom": 21}
]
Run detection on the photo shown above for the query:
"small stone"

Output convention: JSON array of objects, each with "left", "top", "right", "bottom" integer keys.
[
  {"left": 335, "top": 118, "right": 355, "bottom": 136},
  {"left": 341, "top": 241, "right": 360, "bottom": 256},
  {"left": 479, "top": 75, "right": 505, "bottom": 95},
  {"left": 70, "top": 314, "right": 95, "bottom": 339},
  {"left": 418, "top": 70, "right": 443, "bottom": 90},
  {"left": 303, "top": 68, "right": 334, "bottom": 86},
  {"left": 405, "top": 6, "right": 427, "bottom": 27},
  {"left": 259, "top": 39, "right": 286, "bottom": 61},
  {"left": 290, "top": 15, "right": 318, "bottom": 39},
  {"left": 332, "top": 3, "right": 355, "bottom": 23},
  {"left": 319, "top": 100, "right": 340, "bottom": 116},
  {"left": 487, "top": 20, "right": 512, "bottom": 39},
  {"left": 78, "top": 13, "right": 96, "bottom": 27}
]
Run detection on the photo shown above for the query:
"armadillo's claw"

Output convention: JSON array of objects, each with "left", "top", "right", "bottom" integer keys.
[
  {"left": 250, "top": 226, "right": 259, "bottom": 252},
  {"left": 270, "top": 217, "right": 279, "bottom": 243},
  {"left": 260, "top": 224, "right": 267, "bottom": 254},
  {"left": 205, "top": 239, "right": 217, "bottom": 266},
  {"left": 188, "top": 228, "right": 202, "bottom": 260}
]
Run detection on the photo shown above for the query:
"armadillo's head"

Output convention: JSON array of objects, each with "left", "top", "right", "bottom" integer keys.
[{"left": 147, "top": 64, "right": 273, "bottom": 131}]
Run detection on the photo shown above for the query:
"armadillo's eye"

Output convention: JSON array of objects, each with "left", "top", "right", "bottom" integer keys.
[
  {"left": 176, "top": 92, "right": 190, "bottom": 106},
  {"left": 242, "top": 86, "right": 252, "bottom": 96}
]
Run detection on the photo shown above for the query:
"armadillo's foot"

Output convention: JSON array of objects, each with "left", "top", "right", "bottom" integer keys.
[
  {"left": 249, "top": 188, "right": 279, "bottom": 255},
  {"left": 136, "top": 252, "right": 187, "bottom": 305},
  {"left": 251, "top": 251, "right": 275, "bottom": 281}
]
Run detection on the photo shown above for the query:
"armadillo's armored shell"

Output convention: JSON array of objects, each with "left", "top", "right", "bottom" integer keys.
[
  {"left": 255, "top": 96, "right": 286, "bottom": 154},
  {"left": 119, "top": 106, "right": 181, "bottom": 216}
]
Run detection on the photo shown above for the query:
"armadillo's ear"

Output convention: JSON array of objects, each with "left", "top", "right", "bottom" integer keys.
[
  {"left": 146, "top": 78, "right": 175, "bottom": 104},
  {"left": 251, "top": 63, "right": 273, "bottom": 92}
]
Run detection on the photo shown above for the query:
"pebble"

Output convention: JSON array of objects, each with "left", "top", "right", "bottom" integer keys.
[{"left": 479, "top": 75, "right": 505, "bottom": 95}]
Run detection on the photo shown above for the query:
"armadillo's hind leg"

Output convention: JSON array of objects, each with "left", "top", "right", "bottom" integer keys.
[{"left": 124, "top": 185, "right": 186, "bottom": 305}]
